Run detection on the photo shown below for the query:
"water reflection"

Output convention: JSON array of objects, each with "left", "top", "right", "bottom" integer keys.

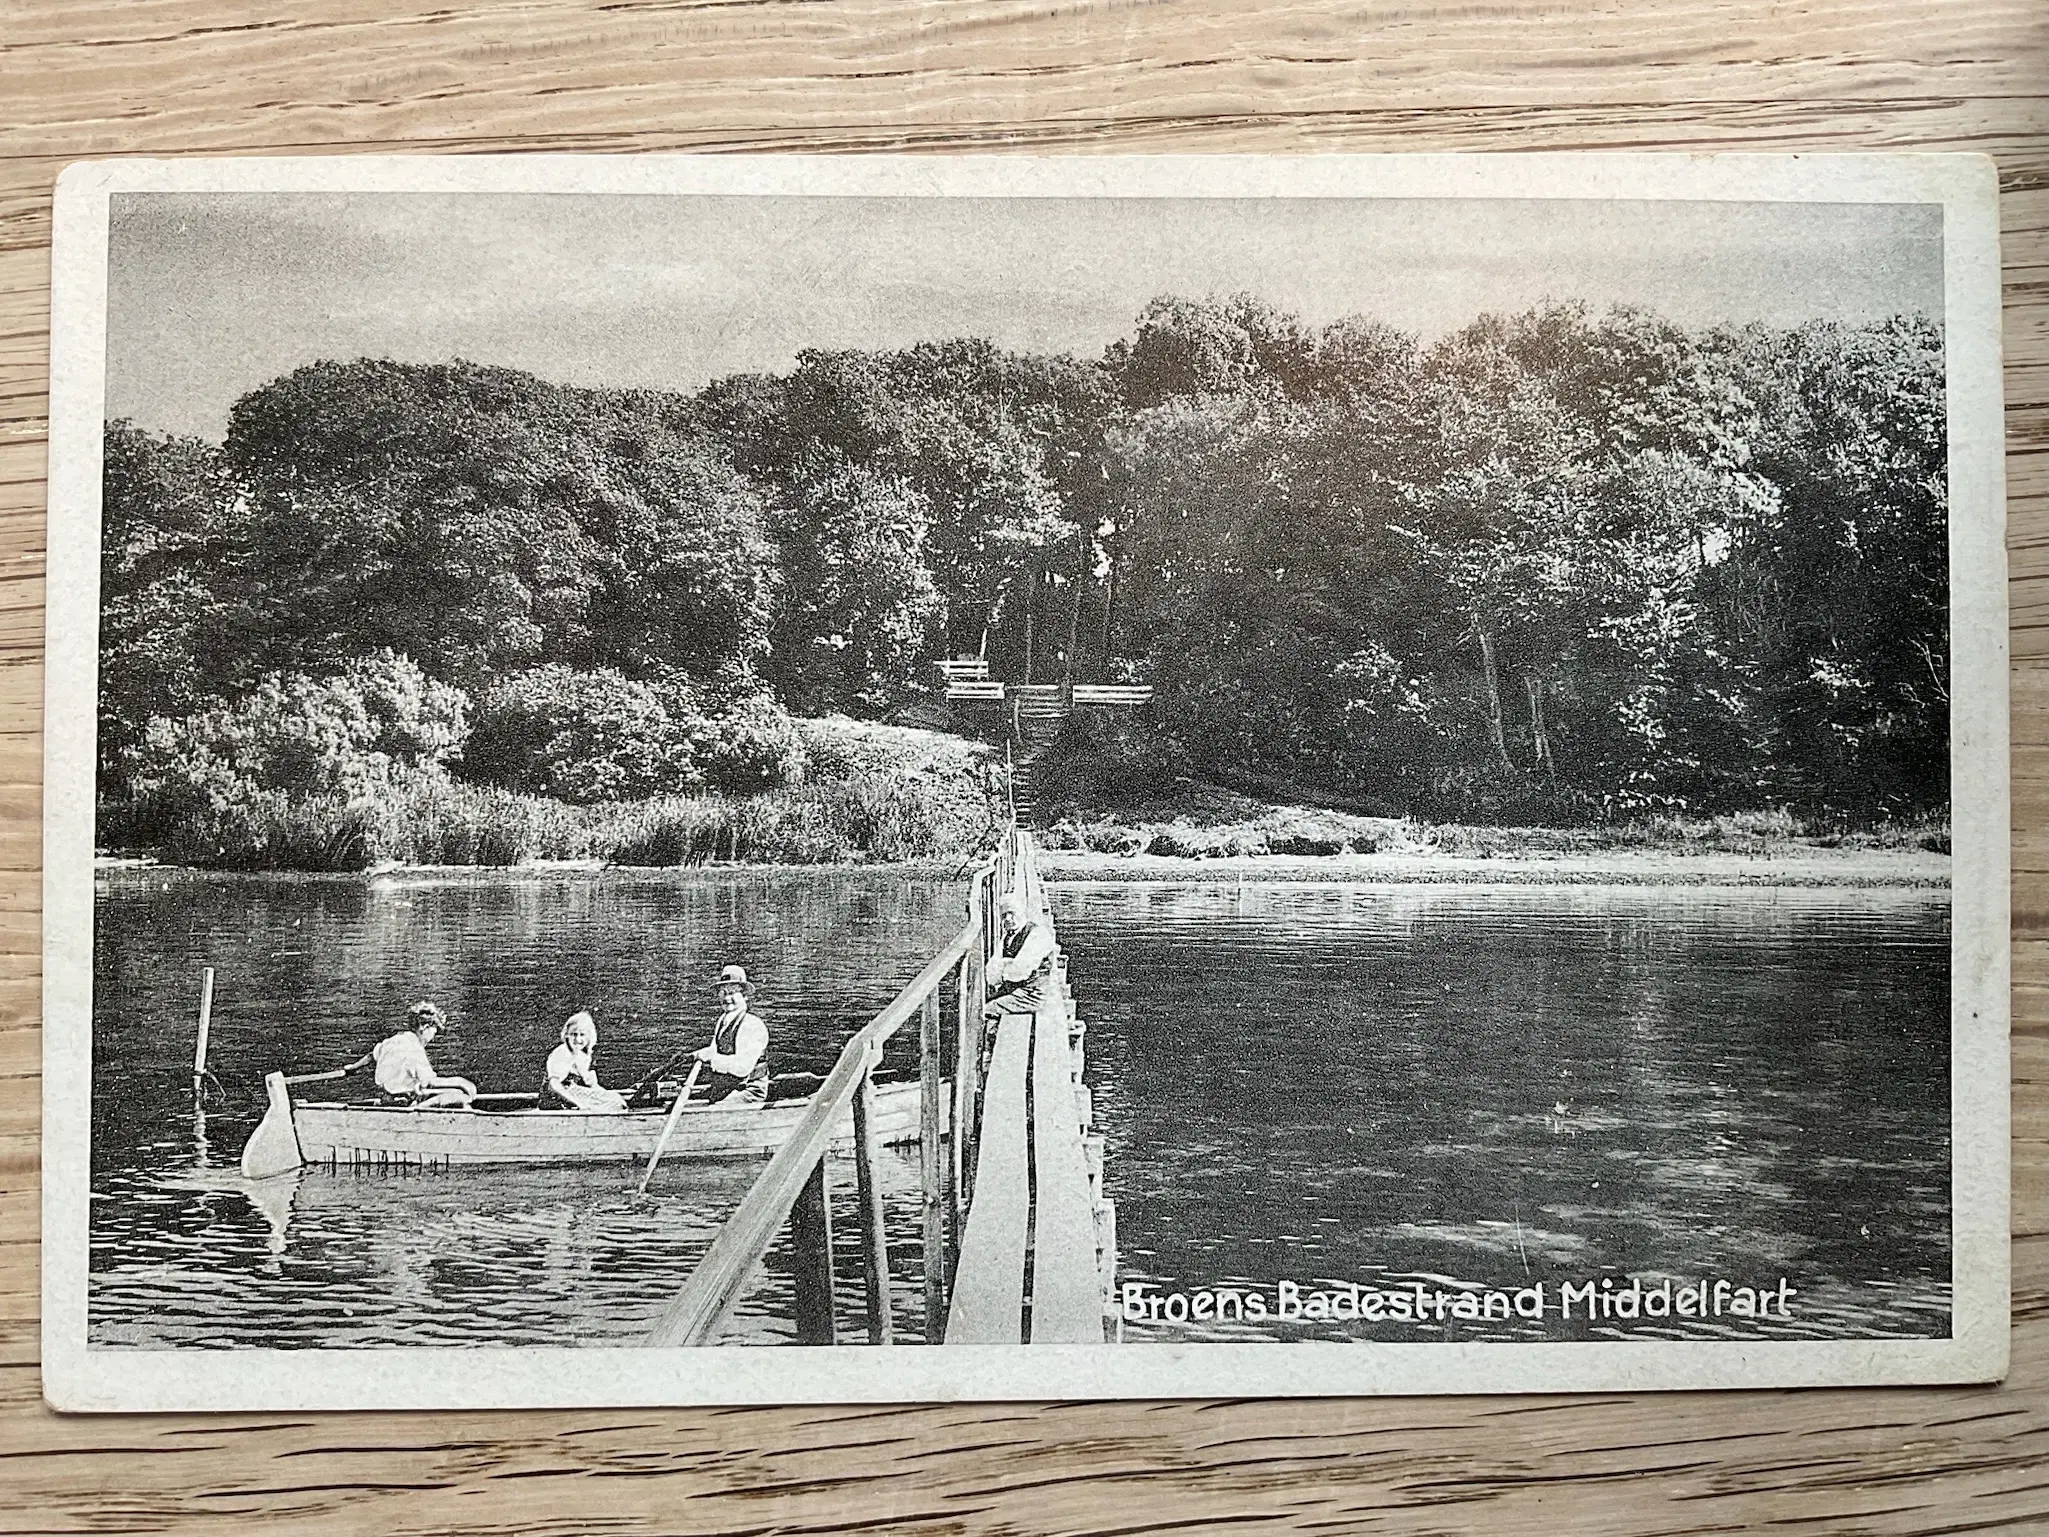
[{"left": 91, "top": 869, "right": 964, "bottom": 1348}]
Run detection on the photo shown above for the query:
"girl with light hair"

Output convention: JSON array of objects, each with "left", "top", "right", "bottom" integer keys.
[{"left": 545, "top": 1010, "right": 626, "bottom": 1111}]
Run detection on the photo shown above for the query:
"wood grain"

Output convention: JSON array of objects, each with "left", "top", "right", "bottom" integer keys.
[{"left": 1, "top": 1, "right": 2044, "bottom": 1530}]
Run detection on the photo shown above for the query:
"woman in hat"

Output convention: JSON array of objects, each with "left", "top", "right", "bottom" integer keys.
[
  {"left": 693, "top": 964, "right": 770, "bottom": 1105},
  {"left": 544, "top": 1010, "right": 627, "bottom": 1111}
]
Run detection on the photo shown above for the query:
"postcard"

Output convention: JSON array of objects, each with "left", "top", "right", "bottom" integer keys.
[{"left": 41, "top": 153, "right": 2008, "bottom": 1410}]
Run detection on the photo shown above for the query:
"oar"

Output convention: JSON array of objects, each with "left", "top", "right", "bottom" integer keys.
[
  {"left": 636, "top": 1059, "right": 705, "bottom": 1195},
  {"left": 623, "top": 1045, "right": 695, "bottom": 1106},
  {"left": 241, "top": 1062, "right": 364, "bottom": 1179},
  {"left": 240, "top": 1071, "right": 306, "bottom": 1181}
]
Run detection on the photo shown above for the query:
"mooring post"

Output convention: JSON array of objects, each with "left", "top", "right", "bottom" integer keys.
[
  {"left": 850, "top": 1058, "right": 893, "bottom": 1345},
  {"left": 192, "top": 966, "right": 215, "bottom": 1091},
  {"left": 919, "top": 989, "right": 945, "bottom": 1341},
  {"left": 791, "top": 1156, "right": 836, "bottom": 1345}
]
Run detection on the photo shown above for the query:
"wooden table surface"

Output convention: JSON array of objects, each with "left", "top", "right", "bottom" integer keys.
[{"left": 3, "top": 3, "right": 2044, "bottom": 1532}]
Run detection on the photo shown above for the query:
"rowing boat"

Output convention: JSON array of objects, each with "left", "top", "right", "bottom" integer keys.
[{"left": 242, "top": 1071, "right": 931, "bottom": 1175}]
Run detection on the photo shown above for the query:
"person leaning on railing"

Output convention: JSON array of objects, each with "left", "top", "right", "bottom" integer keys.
[{"left": 985, "top": 890, "right": 1057, "bottom": 1018}]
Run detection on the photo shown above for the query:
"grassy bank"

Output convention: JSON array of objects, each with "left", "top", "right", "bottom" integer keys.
[
  {"left": 100, "top": 720, "right": 1005, "bottom": 872},
  {"left": 1041, "top": 794, "right": 1949, "bottom": 860},
  {"left": 1035, "top": 779, "right": 1949, "bottom": 877},
  {"left": 100, "top": 712, "right": 1949, "bottom": 880}
]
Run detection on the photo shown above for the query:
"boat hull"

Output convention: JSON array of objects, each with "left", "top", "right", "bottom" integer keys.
[{"left": 291, "top": 1080, "right": 931, "bottom": 1168}]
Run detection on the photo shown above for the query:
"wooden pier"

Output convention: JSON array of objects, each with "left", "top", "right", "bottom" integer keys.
[{"left": 646, "top": 827, "right": 1116, "bottom": 1347}]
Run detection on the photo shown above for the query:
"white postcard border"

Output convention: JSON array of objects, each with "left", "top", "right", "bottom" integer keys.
[{"left": 41, "top": 152, "right": 2009, "bottom": 1411}]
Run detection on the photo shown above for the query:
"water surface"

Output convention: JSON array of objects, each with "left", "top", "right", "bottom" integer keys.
[
  {"left": 1057, "top": 882, "right": 1949, "bottom": 1343},
  {"left": 89, "top": 870, "right": 1949, "bottom": 1348}
]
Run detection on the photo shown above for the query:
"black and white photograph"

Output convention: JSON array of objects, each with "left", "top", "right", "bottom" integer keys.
[{"left": 39, "top": 155, "right": 2008, "bottom": 1410}]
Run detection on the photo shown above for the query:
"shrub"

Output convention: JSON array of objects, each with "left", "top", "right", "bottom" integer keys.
[
  {"left": 684, "top": 690, "right": 806, "bottom": 793},
  {"left": 114, "top": 652, "right": 469, "bottom": 863},
  {"left": 463, "top": 664, "right": 690, "bottom": 803},
  {"left": 464, "top": 665, "right": 805, "bottom": 802}
]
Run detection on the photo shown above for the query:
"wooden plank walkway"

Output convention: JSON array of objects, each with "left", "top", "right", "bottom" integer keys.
[
  {"left": 945, "top": 1006, "right": 1034, "bottom": 1342},
  {"left": 1027, "top": 981, "right": 1105, "bottom": 1341},
  {"left": 945, "top": 834, "right": 1111, "bottom": 1345}
]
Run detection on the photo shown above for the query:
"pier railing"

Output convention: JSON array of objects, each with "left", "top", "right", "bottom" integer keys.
[{"left": 646, "top": 827, "right": 1114, "bottom": 1347}]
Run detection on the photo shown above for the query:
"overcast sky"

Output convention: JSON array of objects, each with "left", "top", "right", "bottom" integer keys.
[{"left": 106, "top": 192, "right": 1943, "bottom": 441}]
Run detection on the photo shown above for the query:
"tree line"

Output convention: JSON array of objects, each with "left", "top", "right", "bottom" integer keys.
[{"left": 101, "top": 294, "right": 1947, "bottom": 831}]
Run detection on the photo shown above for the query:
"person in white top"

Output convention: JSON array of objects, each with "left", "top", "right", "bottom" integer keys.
[
  {"left": 985, "top": 891, "right": 1057, "bottom": 1017},
  {"left": 694, "top": 964, "right": 770, "bottom": 1105},
  {"left": 348, "top": 1001, "right": 477, "bottom": 1108},
  {"left": 544, "top": 1010, "right": 627, "bottom": 1111}
]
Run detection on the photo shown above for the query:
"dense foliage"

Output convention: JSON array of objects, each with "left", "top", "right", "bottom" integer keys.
[{"left": 99, "top": 295, "right": 1948, "bottom": 855}]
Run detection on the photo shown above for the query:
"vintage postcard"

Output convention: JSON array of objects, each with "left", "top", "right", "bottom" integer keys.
[{"left": 42, "top": 154, "right": 2008, "bottom": 1411}]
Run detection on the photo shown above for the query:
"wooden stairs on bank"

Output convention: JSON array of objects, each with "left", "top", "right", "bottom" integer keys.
[{"left": 936, "top": 659, "right": 1154, "bottom": 828}]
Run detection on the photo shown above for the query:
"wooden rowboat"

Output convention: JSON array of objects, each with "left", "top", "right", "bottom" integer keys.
[{"left": 242, "top": 1072, "right": 931, "bottom": 1175}]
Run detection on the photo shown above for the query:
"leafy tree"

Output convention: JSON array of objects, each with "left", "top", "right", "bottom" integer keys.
[
  {"left": 219, "top": 361, "right": 775, "bottom": 690},
  {"left": 98, "top": 423, "right": 227, "bottom": 793},
  {"left": 766, "top": 464, "right": 941, "bottom": 714}
]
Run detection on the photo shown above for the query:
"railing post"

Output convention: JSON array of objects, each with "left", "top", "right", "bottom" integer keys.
[
  {"left": 791, "top": 1156, "right": 836, "bottom": 1345},
  {"left": 950, "top": 950, "right": 968, "bottom": 1258},
  {"left": 920, "top": 989, "right": 945, "bottom": 1342},
  {"left": 850, "top": 1055, "right": 892, "bottom": 1345}
]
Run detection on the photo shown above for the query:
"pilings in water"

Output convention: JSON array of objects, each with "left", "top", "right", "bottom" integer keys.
[
  {"left": 645, "top": 826, "right": 1117, "bottom": 1347},
  {"left": 192, "top": 966, "right": 215, "bottom": 1091}
]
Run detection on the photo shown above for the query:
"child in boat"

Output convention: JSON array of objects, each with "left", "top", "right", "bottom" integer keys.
[
  {"left": 545, "top": 1011, "right": 627, "bottom": 1112},
  {"left": 693, "top": 965, "right": 769, "bottom": 1105},
  {"left": 350, "top": 1001, "right": 477, "bottom": 1108}
]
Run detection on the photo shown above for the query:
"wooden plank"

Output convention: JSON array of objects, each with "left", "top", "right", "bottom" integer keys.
[
  {"left": 850, "top": 1067, "right": 892, "bottom": 1346},
  {"left": 790, "top": 1158, "right": 836, "bottom": 1347},
  {"left": 1027, "top": 986, "right": 1104, "bottom": 1343},
  {"left": 2, "top": 5, "right": 2046, "bottom": 1530},
  {"left": 1072, "top": 684, "right": 1154, "bottom": 705},
  {"left": 945, "top": 1006, "right": 1030, "bottom": 1344}
]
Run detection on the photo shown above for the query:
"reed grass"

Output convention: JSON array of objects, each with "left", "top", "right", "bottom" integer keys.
[{"left": 101, "top": 755, "right": 1002, "bottom": 871}]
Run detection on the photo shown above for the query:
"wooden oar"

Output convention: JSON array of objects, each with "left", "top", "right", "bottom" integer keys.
[
  {"left": 240, "top": 1071, "right": 306, "bottom": 1180},
  {"left": 636, "top": 1059, "right": 705, "bottom": 1195},
  {"left": 282, "top": 1068, "right": 351, "bottom": 1087},
  {"left": 623, "top": 1045, "right": 695, "bottom": 1106}
]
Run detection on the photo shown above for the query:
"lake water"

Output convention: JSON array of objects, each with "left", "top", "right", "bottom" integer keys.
[{"left": 89, "top": 870, "right": 1950, "bottom": 1348}]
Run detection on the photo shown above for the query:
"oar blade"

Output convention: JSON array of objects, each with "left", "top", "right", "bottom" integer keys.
[{"left": 240, "top": 1072, "right": 304, "bottom": 1180}]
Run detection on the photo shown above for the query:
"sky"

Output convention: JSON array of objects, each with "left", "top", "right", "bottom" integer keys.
[{"left": 105, "top": 192, "right": 1944, "bottom": 441}]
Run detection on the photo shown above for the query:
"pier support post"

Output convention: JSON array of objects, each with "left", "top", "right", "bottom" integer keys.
[
  {"left": 791, "top": 1157, "right": 837, "bottom": 1345},
  {"left": 851, "top": 1063, "right": 893, "bottom": 1345},
  {"left": 192, "top": 966, "right": 215, "bottom": 1092},
  {"left": 950, "top": 951, "right": 968, "bottom": 1263}
]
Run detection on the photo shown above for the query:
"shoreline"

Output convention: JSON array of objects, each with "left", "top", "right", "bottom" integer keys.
[
  {"left": 1036, "top": 847, "right": 1950, "bottom": 888},
  {"left": 97, "top": 847, "right": 1950, "bottom": 889}
]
